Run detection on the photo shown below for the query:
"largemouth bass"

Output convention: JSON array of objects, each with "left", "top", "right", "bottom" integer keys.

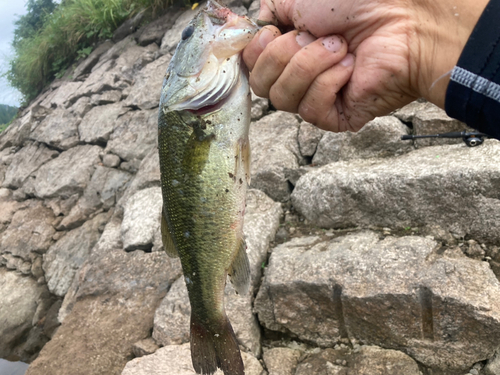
[{"left": 158, "top": 2, "right": 259, "bottom": 374}]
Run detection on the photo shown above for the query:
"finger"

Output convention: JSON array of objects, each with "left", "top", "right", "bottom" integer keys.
[
  {"left": 298, "top": 53, "right": 356, "bottom": 132},
  {"left": 258, "top": 0, "right": 294, "bottom": 25},
  {"left": 269, "top": 35, "right": 349, "bottom": 113},
  {"left": 249, "top": 30, "right": 315, "bottom": 98},
  {"left": 242, "top": 26, "right": 281, "bottom": 72}
]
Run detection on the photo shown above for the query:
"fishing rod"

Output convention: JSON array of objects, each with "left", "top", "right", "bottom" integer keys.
[{"left": 401, "top": 131, "right": 488, "bottom": 147}]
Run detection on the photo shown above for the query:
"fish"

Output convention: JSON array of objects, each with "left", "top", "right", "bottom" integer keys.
[{"left": 157, "top": 2, "right": 259, "bottom": 374}]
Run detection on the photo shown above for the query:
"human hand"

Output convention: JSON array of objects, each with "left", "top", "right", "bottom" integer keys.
[{"left": 243, "top": 0, "right": 488, "bottom": 132}]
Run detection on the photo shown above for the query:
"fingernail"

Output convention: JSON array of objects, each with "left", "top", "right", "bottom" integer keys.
[
  {"left": 340, "top": 53, "right": 354, "bottom": 67},
  {"left": 296, "top": 31, "right": 316, "bottom": 48},
  {"left": 259, "top": 27, "right": 275, "bottom": 49},
  {"left": 321, "top": 35, "right": 343, "bottom": 53}
]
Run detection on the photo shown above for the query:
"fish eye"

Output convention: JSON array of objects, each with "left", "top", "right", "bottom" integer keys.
[{"left": 181, "top": 25, "right": 195, "bottom": 40}]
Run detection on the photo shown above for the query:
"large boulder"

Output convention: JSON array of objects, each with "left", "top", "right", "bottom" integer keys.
[
  {"left": 292, "top": 141, "right": 500, "bottom": 243},
  {"left": 255, "top": 231, "right": 500, "bottom": 373}
]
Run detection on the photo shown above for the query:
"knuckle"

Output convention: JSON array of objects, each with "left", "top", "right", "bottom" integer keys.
[
  {"left": 290, "top": 54, "right": 316, "bottom": 81},
  {"left": 249, "top": 74, "right": 269, "bottom": 98}
]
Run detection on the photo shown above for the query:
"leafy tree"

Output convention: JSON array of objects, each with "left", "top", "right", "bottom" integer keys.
[
  {"left": 0, "top": 104, "right": 18, "bottom": 133},
  {"left": 13, "top": 0, "right": 57, "bottom": 48}
]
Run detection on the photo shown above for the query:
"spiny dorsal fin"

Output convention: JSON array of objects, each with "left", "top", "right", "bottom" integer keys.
[
  {"left": 161, "top": 208, "right": 179, "bottom": 258},
  {"left": 228, "top": 239, "right": 250, "bottom": 295}
]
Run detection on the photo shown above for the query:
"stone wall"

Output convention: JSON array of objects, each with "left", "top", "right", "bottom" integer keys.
[{"left": 1, "top": 1, "right": 500, "bottom": 375}]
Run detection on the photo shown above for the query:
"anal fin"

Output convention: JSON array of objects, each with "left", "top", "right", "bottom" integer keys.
[
  {"left": 161, "top": 208, "right": 179, "bottom": 258},
  {"left": 228, "top": 239, "right": 250, "bottom": 295}
]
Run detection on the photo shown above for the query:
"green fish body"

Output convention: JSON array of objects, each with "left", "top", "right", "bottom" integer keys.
[{"left": 158, "top": 2, "right": 258, "bottom": 374}]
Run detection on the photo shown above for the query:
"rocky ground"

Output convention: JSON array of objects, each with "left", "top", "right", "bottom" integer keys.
[{"left": 1, "top": 1, "right": 500, "bottom": 375}]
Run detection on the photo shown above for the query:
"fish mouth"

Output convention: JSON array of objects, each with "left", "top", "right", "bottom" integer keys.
[{"left": 205, "top": 0, "right": 233, "bottom": 25}]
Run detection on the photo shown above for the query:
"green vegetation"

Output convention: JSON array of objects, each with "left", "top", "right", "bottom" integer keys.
[
  {"left": 7, "top": 0, "right": 189, "bottom": 105},
  {"left": 0, "top": 104, "right": 18, "bottom": 133}
]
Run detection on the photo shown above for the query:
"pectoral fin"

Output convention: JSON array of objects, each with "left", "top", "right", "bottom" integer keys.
[
  {"left": 228, "top": 239, "right": 250, "bottom": 295},
  {"left": 161, "top": 209, "right": 179, "bottom": 258}
]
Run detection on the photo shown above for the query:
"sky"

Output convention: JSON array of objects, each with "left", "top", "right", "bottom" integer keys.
[{"left": 0, "top": 0, "right": 28, "bottom": 107}]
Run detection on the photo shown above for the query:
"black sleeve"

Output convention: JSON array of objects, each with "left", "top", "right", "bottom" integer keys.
[{"left": 445, "top": 0, "right": 500, "bottom": 140}]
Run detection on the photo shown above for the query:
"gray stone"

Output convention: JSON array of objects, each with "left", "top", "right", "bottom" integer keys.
[
  {"left": 250, "top": 111, "right": 305, "bottom": 202},
  {"left": 121, "top": 186, "right": 162, "bottom": 252},
  {"left": 255, "top": 231, "right": 500, "bottom": 373},
  {"left": 34, "top": 145, "right": 102, "bottom": 199},
  {"left": 392, "top": 100, "right": 426, "bottom": 123},
  {"left": 71, "top": 60, "right": 130, "bottom": 104},
  {"left": 39, "top": 82, "right": 83, "bottom": 109},
  {"left": 112, "top": 12, "right": 145, "bottom": 43},
  {"left": 124, "top": 53, "right": 171, "bottom": 110},
  {"left": 137, "top": 10, "right": 182, "bottom": 46},
  {"left": 59, "top": 166, "right": 131, "bottom": 230},
  {"left": 90, "top": 90, "right": 123, "bottom": 105},
  {"left": 294, "top": 346, "right": 420, "bottom": 375},
  {"left": 0, "top": 200, "right": 56, "bottom": 259},
  {"left": 0, "top": 195, "right": 26, "bottom": 233},
  {"left": 298, "top": 122, "right": 326, "bottom": 158},
  {"left": 43, "top": 212, "right": 110, "bottom": 297},
  {"left": 106, "top": 109, "right": 157, "bottom": 162},
  {"left": 0, "top": 112, "right": 33, "bottom": 151},
  {"left": 78, "top": 103, "right": 128, "bottom": 144},
  {"left": 263, "top": 347, "right": 301, "bottom": 375},
  {"left": 250, "top": 89, "right": 269, "bottom": 121},
  {"left": 72, "top": 40, "right": 115, "bottom": 80},
  {"left": 68, "top": 97, "right": 93, "bottom": 118},
  {"left": 28, "top": 214, "right": 182, "bottom": 375},
  {"left": 247, "top": 0, "right": 260, "bottom": 20},
  {"left": 293, "top": 141, "right": 500, "bottom": 243},
  {"left": 312, "top": 116, "right": 412, "bottom": 166},
  {"left": 30, "top": 108, "right": 80, "bottom": 150},
  {"left": 0, "top": 268, "right": 50, "bottom": 361},
  {"left": 412, "top": 102, "right": 471, "bottom": 147},
  {"left": 160, "top": 7, "right": 202, "bottom": 54},
  {"left": 484, "top": 351, "right": 500, "bottom": 375},
  {"left": 120, "top": 343, "right": 264, "bottom": 375},
  {"left": 102, "top": 153, "right": 121, "bottom": 168},
  {"left": 3, "top": 142, "right": 59, "bottom": 189},
  {"left": 93, "top": 36, "right": 136, "bottom": 72},
  {"left": 132, "top": 338, "right": 159, "bottom": 358}
]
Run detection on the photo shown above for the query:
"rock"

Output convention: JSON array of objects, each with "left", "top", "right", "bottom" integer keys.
[
  {"left": 78, "top": 103, "right": 129, "bottom": 145},
  {"left": 124, "top": 53, "right": 171, "bottom": 110},
  {"left": 312, "top": 116, "right": 412, "bottom": 166},
  {"left": 120, "top": 343, "right": 264, "bottom": 375},
  {"left": 68, "top": 97, "right": 93, "bottom": 118},
  {"left": 121, "top": 186, "right": 162, "bottom": 252},
  {"left": 132, "top": 338, "right": 159, "bottom": 358},
  {"left": 292, "top": 141, "right": 500, "bottom": 243},
  {"left": 72, "top": 41, "right": 115, "bottom": 80},
  {"left": 39, "top": 82, "right": 83, "bottom": 109},
  {"left": 0, "top": 200, "right": 56, "bottom": 259},
  {"left": 484, "top": 351, "right": 500, "bottom": 375},
  {"left": 30, "top": 108, "right": 80, "bottom": 150},
  {"left": 247, "top": 0, "right": 260, "bottom": 19},
  {"left": 255, "top": 231, "right": 500, "bottom": 373},
  {"left": 160, "top": 6, "right": 202, "bottom": 54},
  {"left": 263, "top": 347, "right": 301, "bottom": 375},
  {"left": 0, "top": 268, "right": 51, "bottom": 361},
  {"left": 90, "top": 90, "right": 123, "bottom": 105},
  {"left": 2, "top": 142, "right": 59, "bottom": 189},
  {"left": 34, "top": 145, "right": 102, "bottom": 199},
  {"left": 94, "top": 36, "right": 136, "bottom": 71},
  {"left": 294, "top": 346, "right": 420, "bottom": 375},
  {"left": 136, "top": 10, "right": 182, "bottom": 46},
  {"left": 27, "top": 216, "right": 182, "bottom": 375},
  {"left": 298, "top": 122, "right": 325, "bottom": 158},
  {"left": 102, "top": 153, "right": 121, "bottom": 168},
  {"left": 250, "top": 111, "right": 305, "bottom": 202},
  {"left": 250, "top": 90, "right": 269, "bottom": 120},
  {"left": 106, "top": 109, "right": 157, "bottom": 162},
  {"left": 112, "top": 11, "right": 145, "bottom": 43},
  {"left": 43, "top": 212, "right": 110, "bottom": 297},
  {"left": 0, "top": 196, "right": 26, "bottom": 233},
  {"left": 392, "top": 100, "right": 427, "bottom": 123},
  {"left": 411, "top": 102, "right": 471, "bottom": 147}
]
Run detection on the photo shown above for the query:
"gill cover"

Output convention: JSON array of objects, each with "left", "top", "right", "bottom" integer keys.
[{"left": 160, "top": 0, "right": 258, "bottom": 112}]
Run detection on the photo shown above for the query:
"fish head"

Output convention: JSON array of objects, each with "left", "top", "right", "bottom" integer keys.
[{"left": 160, "top": 0, "right": 259, "bottom": 113}]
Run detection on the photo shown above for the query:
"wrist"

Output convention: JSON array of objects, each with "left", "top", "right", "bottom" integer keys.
[{"left": 410, "top": 0, "right": 489, "bottom": 108}]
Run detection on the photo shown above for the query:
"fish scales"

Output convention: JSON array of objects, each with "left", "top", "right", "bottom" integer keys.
[{"left": 158, "top": 2, "right": 258, "bottom": 374}]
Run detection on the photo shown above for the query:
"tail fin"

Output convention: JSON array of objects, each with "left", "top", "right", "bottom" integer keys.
[{"left": 190, "top": 314, "right": 244, "bottom": 375}]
